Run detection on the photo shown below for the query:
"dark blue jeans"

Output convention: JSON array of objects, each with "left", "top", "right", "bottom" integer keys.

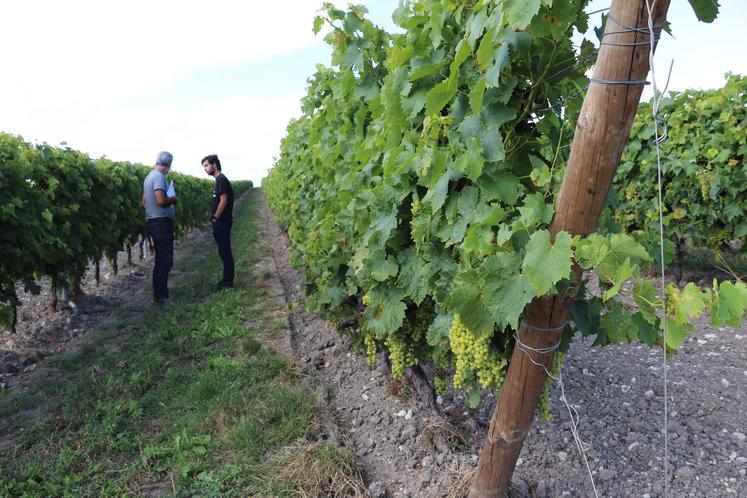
[
  {"left": 212, "top": 220, "right": 234, "bottom": 285},
  {"left": 146, "top": 217, "right": 174, "bottom": 300}
]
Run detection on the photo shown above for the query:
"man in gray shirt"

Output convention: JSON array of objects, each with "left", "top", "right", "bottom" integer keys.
[{"left": 142, "top": 151, "right": 177, "bottom": 304}]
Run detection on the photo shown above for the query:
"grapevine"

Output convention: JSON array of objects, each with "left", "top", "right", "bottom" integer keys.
[
  {"left": 0, "top": 133, "right": 252, "bottom": 329},
  {"left": 612, "top": 74, "right": 747, "bottom": 254},
  {"left": 263, "top": 1, "right": 747, "bottom": 407}
]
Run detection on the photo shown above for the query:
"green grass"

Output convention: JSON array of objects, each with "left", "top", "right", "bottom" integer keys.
[{"left": 0, "top": 190, "right": 349, "bottom": 497}]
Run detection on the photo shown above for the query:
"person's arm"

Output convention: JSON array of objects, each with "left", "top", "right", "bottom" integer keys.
[
  {"left": 154, "top": 189, "right": 176, "bottom": 206},
  {"left": 141, "top": 195, "right": 145, "bottom": 208},
  {"left": 213, "top": 193, "right": 228, "bottom": 220}
]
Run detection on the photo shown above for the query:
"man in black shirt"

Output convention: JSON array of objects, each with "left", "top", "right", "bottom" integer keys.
[{"left": 202, "top": 154, "right": 234, "bottom": 288}]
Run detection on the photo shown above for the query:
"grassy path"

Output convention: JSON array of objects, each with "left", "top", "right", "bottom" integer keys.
[{"left": 0, "top": 190, "right": 363, "bottom": 497}]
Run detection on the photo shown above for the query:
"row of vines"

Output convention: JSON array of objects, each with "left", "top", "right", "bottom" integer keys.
[
  {"left": 263, "top": 0, "right": 746, "bottom": 406},
  {"left": 0, "top": 132, "right": 251, "bottom": 330},
  {"left": 612, "top": 73, "right": 747, "bottom": 262}
]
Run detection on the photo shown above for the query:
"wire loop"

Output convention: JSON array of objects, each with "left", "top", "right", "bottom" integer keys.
[{"left": 520, "top": 318, "right": 570, "bottom": 333}]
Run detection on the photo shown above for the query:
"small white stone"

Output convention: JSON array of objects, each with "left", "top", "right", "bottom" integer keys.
[
  {"left": 628, "top": 442, "right": 640, "bottom": 451},
  {"left": 396, "top": 410, "right": 407, "bottom": 418},
  {"left": 362, "top": 393, "right": 370, "bottom": 401},
  {"left": 697, "top": 339, "right": 707, "bottom": 345},
  {"left": 558, "top": 451, "right": 568, "bottom": 461},
  {"left": 645, "top": 390, "right": 655, "bottom": 397},
  {"left": 516, "top": 458, "right": 524, "bottom": 466},
  {"left": 732, "top": 432, "right": 745, "bottom": 443},
  {"left": 436, "top": 395, "right": 443, "bottom": 405},
  {"left": 722, "top": 378, "right": 730, "bottom": 388},
  {"left": 621, "top": 384, "right": 631, "bottom": 393},
  {"left": 404, "top": 409, "right": 413, "bottom": 420},
  {"left": 729, "top": 452, "right": 737, "bottom": 462},
  {"left": 734, "top": 334, "right": 744, "bottom": 339},
  {"left": 705, "top": 333, "right": 717, "bottom": 339}
]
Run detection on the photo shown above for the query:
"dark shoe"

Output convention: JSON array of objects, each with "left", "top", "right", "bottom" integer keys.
[
  {"left": 217, "top": 281, "right": 234, "bottom": 290},
  {"left": 153, "top": 297, "right": 175, "bottom": 306}
]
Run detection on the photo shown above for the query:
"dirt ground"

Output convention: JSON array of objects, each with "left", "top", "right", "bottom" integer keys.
[
  {"left": 0, "top": 230, "right": 206, "bottom": 390},
  {"left": 2, "top": 197, "right": 745, "bottom": 498}
]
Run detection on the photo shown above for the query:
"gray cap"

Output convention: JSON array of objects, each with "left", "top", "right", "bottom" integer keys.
[{"left": 156, "top": 151, "right": 173, "bottom": 167}]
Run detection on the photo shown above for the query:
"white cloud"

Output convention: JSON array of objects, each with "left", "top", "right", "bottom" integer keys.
[
  {"left": 4, "top": 91, "right": 306, "bottom": 184},
  {"left": 0, "top": 1, "right": 330, "bottom": 106},
  {"left": 0, "top": 0, "right": 348, "bottom": 183}
]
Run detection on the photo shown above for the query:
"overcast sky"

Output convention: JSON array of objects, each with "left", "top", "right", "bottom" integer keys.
[{"left": 1, "top": 1, "right": 744, "bottom": 184}]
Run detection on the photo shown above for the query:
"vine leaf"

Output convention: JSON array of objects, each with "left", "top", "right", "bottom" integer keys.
[
  {"left": 504, "top": 0, "right": 541, "bottom": 30},
  {"left": 713, "top": 281, "right": 747, "bottom": 327},
  {"left": 521, "top": 230, "right": 572, "bottom": 296},
  {"left": 633, "top": 280, "right": 660, "bottom": 325},
  {"left": 666, "top": 321, "right": 694, "bottom": 350},
  {"left": 602, "top": 257, "right": 636, "bottom": 302},
  {"left": 446, "top": 270, "right": 494, "bottom": 335},
  {"left": 427, "top": 313, "right": 453, "bottom": 346},
  {"left": 370, "top": 253, "right": 399, "bottom": 282},
  {"left": 687, "top": 0, "right": 720, "bottom": 23},
  {"left": 482, "top": 254, "right": 534, "bottom": 330},
  {"left": 425, "top": 79, "right": 457, "bottom": 116},
  {"left": 363, "top": 286, "right": 407, "bottom": 337}
]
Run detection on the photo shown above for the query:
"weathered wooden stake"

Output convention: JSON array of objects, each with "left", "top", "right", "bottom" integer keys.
[{"left": 469, "top": 1, "right": 670, "bottom": 496}]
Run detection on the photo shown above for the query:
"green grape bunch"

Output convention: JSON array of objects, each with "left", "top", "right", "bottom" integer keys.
[{"left": 449, "top": 315, "right": 505, "bottom": 390}]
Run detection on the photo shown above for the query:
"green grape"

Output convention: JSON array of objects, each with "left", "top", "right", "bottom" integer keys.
[
  {"left": 538, "top": 382, "right": 553, "bottom": 422},
  {"left": 385, "top": 332, "right": 407, "bottom": 379},
  {"left": 449, "top": 314, "right": 505, "bottom": 391},
  {"left": 411, "top": 199, "right": 421, "bottom": 215},
  {"left": 364, "top": 333, "right": 377, "bottom": 366},
  {"left": 434, "top": 375, "right": 449, "bottom": 396},
  {"left": 539, "top": 352, "right": 563, "bottom": 421}
]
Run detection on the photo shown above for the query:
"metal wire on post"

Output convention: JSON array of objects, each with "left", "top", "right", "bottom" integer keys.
[{"left": 643, "top": 0, "right": 674, "bottom": 495}]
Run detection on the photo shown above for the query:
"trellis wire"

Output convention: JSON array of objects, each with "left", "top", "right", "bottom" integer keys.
[{"left": 644, "top": 0, "right": 674, "bottom": 495}]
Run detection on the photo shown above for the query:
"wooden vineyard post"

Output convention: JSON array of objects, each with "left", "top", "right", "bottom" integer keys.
[{"left": 469, "top": 1, "right": 671, "bottom": 496}]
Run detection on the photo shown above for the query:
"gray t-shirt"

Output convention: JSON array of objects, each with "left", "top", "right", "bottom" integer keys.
[{"left": 143, "top": 169, "right": 175, "bottom": 220}]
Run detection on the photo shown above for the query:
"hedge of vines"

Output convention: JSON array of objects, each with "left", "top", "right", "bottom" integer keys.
[
  {"left": 264, "top": 1, "right": 747, "bottom": 405},
  {"left": 612, "top": 73, "right": 747, "bottom": 253},
  {"left": 0, "top": 132, "right": 252, "bottom": 329}
]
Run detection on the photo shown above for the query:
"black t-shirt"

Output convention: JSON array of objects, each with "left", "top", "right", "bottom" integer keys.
[{"left": 211, "top": 174, "right": 234, "bottom": 223}]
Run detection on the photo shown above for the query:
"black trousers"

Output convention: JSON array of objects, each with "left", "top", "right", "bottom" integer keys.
[
  {"left": 146, "top": 217, "right": 174, "bottom": 300},
  {"left": 212, "top": 220, "right": 234, "bottom": 285}
]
